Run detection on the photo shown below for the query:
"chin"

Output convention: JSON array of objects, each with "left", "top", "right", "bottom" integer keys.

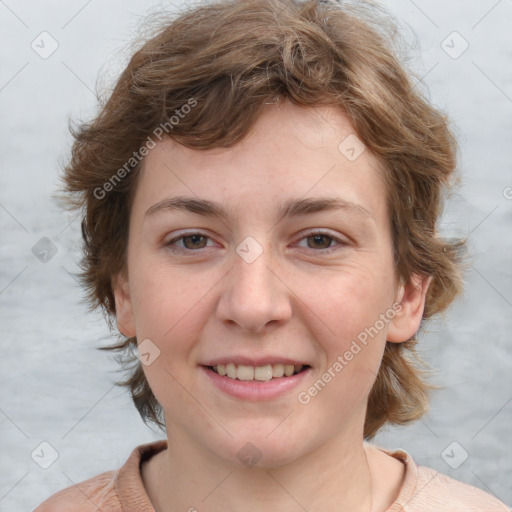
[
  {"left": 229, "top": 444, "right": 305, "bottom": 470},
  {"left": 209, "top": 429, "right": 314, "bottom": 469}
]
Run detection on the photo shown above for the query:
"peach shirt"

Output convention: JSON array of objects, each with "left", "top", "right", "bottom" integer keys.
[{"left": 35, "top": 440, "right": 510, "bottom": 511}]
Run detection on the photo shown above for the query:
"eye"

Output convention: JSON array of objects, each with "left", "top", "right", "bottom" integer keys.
[
  {"left": 165, "top": 230, "right": 348, "bottom": 254},
  {"left": 165, "top": 232, "right": 216, "bottom": 252},
  {"left": 296, "top": 231, "right": 348, "bottom": 253}
]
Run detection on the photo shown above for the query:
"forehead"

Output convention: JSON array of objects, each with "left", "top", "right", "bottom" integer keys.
[{"left": 132, "top": 102, "right": 388, "bottom": 225}]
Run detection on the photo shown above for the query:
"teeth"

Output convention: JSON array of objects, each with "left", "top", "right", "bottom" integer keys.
[
  {"left": 211, "top": 363, "right": 305, "bottom": 381},
  {"left": 272, "top": 364, "right": 284, "bottom": 378},
  {"left": 284, "top": 364, "right": 294, "bottom": 377},
  {"left": 237, "top": 365, "right": 254, "bottom": 381},
  {"left": 226, "top": 363, "right": 236, "bottom": 379},
  {"left": 255, "top": 365, "right": 273, "bottom": 381}
]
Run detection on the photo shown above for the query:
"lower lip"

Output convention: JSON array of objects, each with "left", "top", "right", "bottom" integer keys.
[{"left": 201, "top": 366, "right": 310, "bottom": 401}]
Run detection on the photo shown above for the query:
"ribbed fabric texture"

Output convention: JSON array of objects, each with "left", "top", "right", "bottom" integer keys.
[{"left": 35, "top": 440, "right": 510, "bottom": 511}]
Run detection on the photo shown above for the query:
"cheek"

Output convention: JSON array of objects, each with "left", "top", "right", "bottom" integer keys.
[
  {"left": 295, "top": 269, "right": 393, "bottom": 423},
  {"left": 130, "top": 260, "right": 205, "bottom": 338},
  {"left": 296, "top": 261, "right": 396, "bottom": 409},
  {"left": 304, "top": 261, "right": 395, "bottom": 351},
  {"left": 130, "top": 264, "right": 212, "bottom": 411},
  {"left": 128, "top": 261, "right": 218, "bottom": 392}
]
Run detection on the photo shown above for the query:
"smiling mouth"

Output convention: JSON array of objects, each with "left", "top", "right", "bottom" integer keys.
[{"left": 207, "top": 363, "right": 309, "bottom": 382}]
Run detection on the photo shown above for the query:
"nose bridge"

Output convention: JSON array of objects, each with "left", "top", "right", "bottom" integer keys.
[{"left": 217, "top": 236, "right": 292, "bottom": 333}]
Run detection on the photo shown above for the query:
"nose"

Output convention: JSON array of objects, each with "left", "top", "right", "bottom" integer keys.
[{"left": 216, "top": 243, "right": 293, "bottom": 335}]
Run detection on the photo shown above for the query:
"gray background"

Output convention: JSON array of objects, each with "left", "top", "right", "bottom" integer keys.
[{"left": 0, "top": 0, "right": 511, "bottom": 510}]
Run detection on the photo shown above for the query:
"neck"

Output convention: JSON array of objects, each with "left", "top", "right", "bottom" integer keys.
[{"left": 152, "top": 427, "right": 373, "bottom": 512}]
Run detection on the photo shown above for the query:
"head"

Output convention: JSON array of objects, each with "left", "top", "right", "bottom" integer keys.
[{"left": 60, "top": 0, "right": 466, "bottom": 460}]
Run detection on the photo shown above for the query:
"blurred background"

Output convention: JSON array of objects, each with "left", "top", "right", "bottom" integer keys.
[{"left": 0, "top": 0, "right": 511, "bottom": 509}]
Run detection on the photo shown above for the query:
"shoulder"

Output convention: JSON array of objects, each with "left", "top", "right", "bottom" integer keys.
[
  {"left": 34, "top": 470, "right": 120, "bottom": 512},
  {"left": 375, "top": 445, "right": 510, "bottom": 511},
  {"left": 34, "top": 440, "right": 167, "bottom": 512},
  {"left": 414, "top": 464, "right": 510, "bottom": 511}
]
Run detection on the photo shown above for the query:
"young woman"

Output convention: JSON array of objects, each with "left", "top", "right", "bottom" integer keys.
[{"left": 35, "top": 0, "right": 510, "bottom": 510}]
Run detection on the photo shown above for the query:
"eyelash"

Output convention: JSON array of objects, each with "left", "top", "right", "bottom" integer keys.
[{"left": 165, "top": 230, "right": 348, "bottom": 254}]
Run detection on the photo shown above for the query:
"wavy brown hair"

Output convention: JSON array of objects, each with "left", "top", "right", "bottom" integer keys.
[{"left": 59, "top": 0, "right": 467, "bottom": 439}]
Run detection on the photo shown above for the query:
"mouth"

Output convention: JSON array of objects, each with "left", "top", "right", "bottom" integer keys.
[
  {"left": 201, "top": 360, "right": 311, "bottom": 400},
  {"left": 206, "top": 363, "right": 310, "bottom": 382}
]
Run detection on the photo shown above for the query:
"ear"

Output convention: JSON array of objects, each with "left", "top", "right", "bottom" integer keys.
[
  {"left": 112, "top": 269, "right": 136, "bottom": 338},
  {"left": 387, "top": 273, "right": 432, "bottom": 343}
]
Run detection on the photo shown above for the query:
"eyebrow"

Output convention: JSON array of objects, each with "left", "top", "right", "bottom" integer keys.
[{"left": 144, "top": 196, "right": 372, "bottom": 222}]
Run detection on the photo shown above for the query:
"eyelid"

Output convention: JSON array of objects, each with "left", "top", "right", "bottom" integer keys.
[
  {"left": 165, "top": 229, "right": 349, "bottom": 254},
  {"left": 165, "top": 230, "right": 217, "bottom": 250},
  {"left": 294, "top": 229, "right": 349, "bottom": 253}
]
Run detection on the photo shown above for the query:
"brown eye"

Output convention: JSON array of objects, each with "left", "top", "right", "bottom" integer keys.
[
  {"left": 181, "top": 234, "right": 208, "bottom": 249},
  {"left": 166, "top": 232, "right": 213, "bottom": 252},
  {"left": 296, "top": 231, "right": 348, "bottom": 253},
  {"left": 306, "top": 234, "right": 334, "bottom": 250}
]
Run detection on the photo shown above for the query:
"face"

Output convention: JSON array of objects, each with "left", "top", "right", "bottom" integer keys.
[{"left": 114, "top": 101, "right": 428, "bottom": 467}]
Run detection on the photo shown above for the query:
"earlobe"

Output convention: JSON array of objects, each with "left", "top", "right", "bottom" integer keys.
[
  {"left": 387, "top": 274, "right": 432, "bottom": 343},
  {"left": 113, "top": 270, "right": 136, "bottom": 338}
]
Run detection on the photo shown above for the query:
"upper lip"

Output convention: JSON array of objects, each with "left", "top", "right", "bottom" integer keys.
[{"left": 202, "top": 356, "right": 310, "bottom": 367}]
